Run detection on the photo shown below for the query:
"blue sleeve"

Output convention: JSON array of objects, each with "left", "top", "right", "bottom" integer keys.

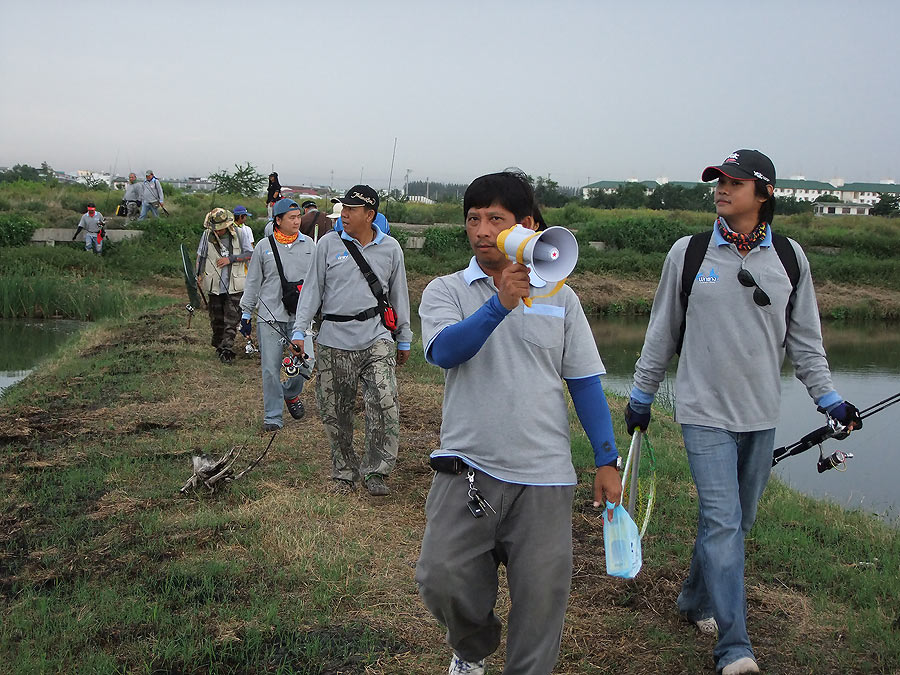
[
  {"left": 427, "top": 294, "right": 510, "bottom": 369},
  {"left": 567, "top": 375, "right": 619, "bottom": 467}
]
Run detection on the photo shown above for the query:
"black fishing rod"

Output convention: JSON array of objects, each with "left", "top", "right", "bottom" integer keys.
[{"left": 772, "top": 392, "right": 900, "bottom": 473}]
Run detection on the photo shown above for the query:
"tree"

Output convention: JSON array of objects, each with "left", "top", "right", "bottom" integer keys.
[
  {"left": 614, "top": 182, "right": 649, "bottom": 209},
  {"left": 815, "top": 194, "right": 841, "bottom": 203},
  {"left": 209, "top": 162, "right": 266, "bottom": 197},
  {"left": 871, "top": 192, "right": 900, "bottom": 217},
  {"left": 532, "top": 175, "right": 570, "bottom": 208},
  {"left": 0, "top": 164, "right": 42, "bottom": 183},
  {"left": 775, "top": 195, "right": 814, "bottom": 215}
]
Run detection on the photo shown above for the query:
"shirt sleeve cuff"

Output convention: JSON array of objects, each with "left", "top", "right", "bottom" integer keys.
[
  {"left": 291, "top": 330, "right": 305, "bottom": 341},
  {"left": 815, "top": 391, "right": 843, "bottom": 411},
  {"left": 397, "top": 342, "right": 411, "bottom": 351},
  {"left": 630, "top": 386, "right": 655, "bottom": 405},
  {"left": 241, "top": 312, "right": 251, "bottom": 320}
]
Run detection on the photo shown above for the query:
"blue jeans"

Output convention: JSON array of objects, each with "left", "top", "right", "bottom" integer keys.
[
  {"left": 258, "top": 320, "right": 310, "bottom": 427},
  {"left": 84, "top": 232, "right": 102, "bottom": 254},
  {"left": 677, "top": 424, "right": 775, "bottom": 671},
  {"left": 139, "top": 202, "right": 160, "bottom": 219}
]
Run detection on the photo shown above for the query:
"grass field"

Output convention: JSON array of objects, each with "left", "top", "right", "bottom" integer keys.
[{"left": 1, "top": 291, "right": 898, "bottom": 674}]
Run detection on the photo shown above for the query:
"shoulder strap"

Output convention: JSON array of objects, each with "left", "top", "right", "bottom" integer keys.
[
  {"left": 772, "top": 234, "right": 800, "bottom": 294},
  {"left": 267, "top": 235, "right": 288, "bottom": 284},
  {"left": 340, "top": 236, "right": 388, "bottom": 306},
  {"left": 676, "top": 230, "right": 712, "bottom": 355}
]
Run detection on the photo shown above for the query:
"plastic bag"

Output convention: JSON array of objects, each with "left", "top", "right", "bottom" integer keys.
[{"left": 603, "top": 501, "right": 642, "bottom": 578}]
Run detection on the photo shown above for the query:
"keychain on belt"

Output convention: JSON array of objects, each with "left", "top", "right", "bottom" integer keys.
[{"left": 466, "top": 468, "right": 496, "bottom": 518}]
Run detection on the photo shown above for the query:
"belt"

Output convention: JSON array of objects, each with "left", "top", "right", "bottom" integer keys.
[{"left": 323, "top": 306, "right": 379, "bottom": 323}]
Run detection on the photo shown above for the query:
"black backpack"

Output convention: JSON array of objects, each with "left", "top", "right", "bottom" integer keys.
[{"left": 676, "top": 230, "right": 800, "bottom": 354}]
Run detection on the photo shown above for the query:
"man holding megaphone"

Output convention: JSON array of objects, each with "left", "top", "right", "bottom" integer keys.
[{"left": 415, "top": 171, "right": 622, "bottom": 675}]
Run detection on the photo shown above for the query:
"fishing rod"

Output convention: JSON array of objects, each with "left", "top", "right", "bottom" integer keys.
[{"left": 772, "top": 392, "right": 900, "bottom": 473}]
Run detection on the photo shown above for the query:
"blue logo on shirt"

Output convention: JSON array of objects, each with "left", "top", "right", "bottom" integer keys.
[
  {"left": 335, "top": 252, "right": 349, "bottom": 261},
  {"left": 696, "top": 267, "right": 719, "bottom": 284}
]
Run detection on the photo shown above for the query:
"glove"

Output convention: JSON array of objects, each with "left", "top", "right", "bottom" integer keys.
[
  {"left": 827, "top": 401, "right": 863, "bottom": 431},
  {"left": 239, "top": 317, "right": 252, "bottom": 338},
  {"left": 624, "top": 400, "right": 651, "bottom": 436}
]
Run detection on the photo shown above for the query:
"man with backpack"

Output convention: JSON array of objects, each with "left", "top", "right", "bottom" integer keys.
[
  {"left": 626, "top": 150, "right": 861, "bottom": 675},
  {"left": 291, "top": 185, "right": 412, "bottom": 496},
  {"left": 240, "top": 199, "right": 316, "bottom": 431}
]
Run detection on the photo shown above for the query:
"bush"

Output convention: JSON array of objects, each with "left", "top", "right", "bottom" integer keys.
[
  {"left": 381, "top": 200, "right": 407, "bottom": 224},
  {"left": 0, "top": 213, "right": 39, "bottom": 246},
  {"left": 422, "top": 226, "right": 468, "bottom": 257}
]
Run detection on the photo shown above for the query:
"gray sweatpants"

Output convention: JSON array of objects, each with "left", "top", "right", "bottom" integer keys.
[
  {"left": 415, "top": 470, "right": 575, "bottom": 675},
  {"left": 258, "top": 320, "right": 312, "bottom": 427}
]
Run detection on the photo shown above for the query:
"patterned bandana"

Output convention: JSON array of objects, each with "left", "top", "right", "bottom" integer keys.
[
  {"left": 717, "top": 217, "right": 768, "bottom": 251},
  {"left": 272, "top": 228, "right": 298, "bottom": 245}
]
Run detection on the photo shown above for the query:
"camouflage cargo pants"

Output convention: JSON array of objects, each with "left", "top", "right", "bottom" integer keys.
[
  {"left": 207, "top": 292, "right": 242, "bottom": 352},
  {"left": 315, "top": 340, "right": 399, "bottom": 482}
]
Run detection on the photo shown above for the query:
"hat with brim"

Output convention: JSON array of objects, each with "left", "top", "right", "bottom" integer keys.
[
  {"left": 233, "top": 205, "right": 251, "bottom": 217},
  {"left": 273, "top": 198, "right": 301, "bottom": 218},
  {"left": 701, "top": 149, "right": 776, "bottom": 184},
  {"left": 300, "top": 200, "right": 317, "bottom": 210},
  {"left": 206, "top": 207, "right": 235, "bottom": 229},
  {"left": 331, "top": 184, "right": 379, "bottom": 211},
  {"left": 326, "top": 202, "right": 343, "bottom": 219}
]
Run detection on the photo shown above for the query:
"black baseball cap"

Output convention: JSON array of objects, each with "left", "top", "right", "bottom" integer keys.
[
  {"left": 702, "top": 149, "right": 776, "bottom": 185},
  {"left": 331, "top": 184, "right": 379, "bottom": 212},
  {"left": 300, "top": 200, "right": 317, "bottom": 209}
]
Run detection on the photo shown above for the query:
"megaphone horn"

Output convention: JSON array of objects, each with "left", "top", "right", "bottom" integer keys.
[{"left": 496, "top": 224, "right": 578, "bottom": 283}]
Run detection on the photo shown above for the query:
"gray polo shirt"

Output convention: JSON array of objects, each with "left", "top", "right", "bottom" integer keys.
[
  {"left": 241, "top": 234, "right": 315, "bottom": 323},
  {"left": 78, "top": 212, "right": 104, "bottom": 233},
  {"left": 420, "top": 257, "right": 605, "bottom": 486},
  {"left": 124, "top": 182, "right": 141, "bottom": 201},
  {"left": 293, "top": 227, "right": 413, "bottom": 350},
  {"left": 632, "top": 223, "right": 836, "bottom": 431},
  {"left": 141, "top": 178, "right": 164, "bottom": 204}
]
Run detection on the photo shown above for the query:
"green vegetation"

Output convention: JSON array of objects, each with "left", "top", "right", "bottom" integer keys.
[{"left": 1, "top": 301, "right": 897, "bottom": 673}]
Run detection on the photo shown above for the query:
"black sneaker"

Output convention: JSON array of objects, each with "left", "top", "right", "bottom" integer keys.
[
  {"left": 263, "top": 423, "right": 281, "bottom": 432},
  {"left": 219, "top": 349, "right": 235, "bottom": 364},
  {"left": 365, "top": 474, "right": 390, "bottom": 497},
  {"left": 285, "top": 395, "right": 305, "bottom": 420}
]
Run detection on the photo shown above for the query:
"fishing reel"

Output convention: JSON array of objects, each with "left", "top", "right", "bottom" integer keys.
[
  {"left": 282, "top": 353, "right": 313, "bottom": 380},
  {"left": 244, "top": 339, "right": 258, "bottom": 355},
  {"left": 815, "top": 416, "right": 853, "bottom": 473}
]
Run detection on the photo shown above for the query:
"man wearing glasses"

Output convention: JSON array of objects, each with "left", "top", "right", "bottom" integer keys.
[{"left": 625, "top": 150, "right": 861, "bottom": 675}]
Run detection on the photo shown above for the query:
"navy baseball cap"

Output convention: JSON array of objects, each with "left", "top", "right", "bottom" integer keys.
[
  {"left": 300, "top": 200, "right": 317, "bottom": 209},
  {"left": 272, "top": 198, "right": 301, "bottom": 218},
  {"left": 331, "top": 184, "right": 379, "bottom": 212},
  {"left": 233, "top": 205, "right": 251, "bottom": 217},
  {"left": 702, "top": 149, "right": 776, "bottom": 185}
]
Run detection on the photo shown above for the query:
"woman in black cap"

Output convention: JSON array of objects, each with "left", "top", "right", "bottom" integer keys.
[{"left": 625, "top": 150, "right": 862, "bottom": 675}]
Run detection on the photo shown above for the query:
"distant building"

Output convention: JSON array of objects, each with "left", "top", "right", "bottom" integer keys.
[
  {"left": 407, "top": 195, "right": 435, "bottom": 204},
  {"left": 838, "top": 182, "right": 899, "bottom": 206},
  {"left": 168, "top": 177, "right": 216, "bottom": 192},
  {"left": 813, "top": 202, "right": 873, "bottom": 216}
]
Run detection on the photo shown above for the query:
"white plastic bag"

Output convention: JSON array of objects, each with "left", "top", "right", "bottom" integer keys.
[{"left": 603, "top": 501, "right": 643, "bottom": 578}]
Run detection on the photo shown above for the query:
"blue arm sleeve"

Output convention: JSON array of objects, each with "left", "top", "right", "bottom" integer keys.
[
  {"left": 427, "top": 294, "right": 510, "bottom": 369},
  {"left": 567, "top": 375, "right": 619, "bottom": 467}
]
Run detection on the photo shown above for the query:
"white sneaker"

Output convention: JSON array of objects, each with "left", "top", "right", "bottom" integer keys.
[
  {"left": 694, "top": 616, "right": 718, "bottom": 635},
  {"left": 722, "top": 656, "right": 760, "bottom": 674},
  {"left": 448, "top": 653, "right": 485, "bottom": 675}
]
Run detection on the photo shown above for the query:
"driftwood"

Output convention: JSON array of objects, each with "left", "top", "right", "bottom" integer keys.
[{"left": 180, "top": 433, "right": 276, "bottom": 493}]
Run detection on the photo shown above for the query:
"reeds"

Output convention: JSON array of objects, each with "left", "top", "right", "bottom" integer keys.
[{"left": 0, "top": 275, "right": 133, "bottom": 320}]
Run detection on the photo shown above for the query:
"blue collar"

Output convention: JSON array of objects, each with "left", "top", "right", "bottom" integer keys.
[
  {"left": 340, "top": 223, "right": 384, "bottom": 246},
  {"left": 462, "top": 256, "right": 547, "bottom": 288},
  {"left": 713, "top": 217, "right": 772, "bottom": 248}
]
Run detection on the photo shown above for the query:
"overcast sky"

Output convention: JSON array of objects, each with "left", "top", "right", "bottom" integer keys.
[{"left": 1, "top": 0, "right": 898, "bottom": 189}]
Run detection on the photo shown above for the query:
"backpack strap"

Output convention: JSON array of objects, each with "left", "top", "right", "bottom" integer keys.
[
  {"left": 267, "top": 234, "right": 288, "bottom": 285},
  {"left": 340, "top": 236, "right": 389, "bottom": 308},
  {"left": 772, "top": 233, "right": 800, "bottom": 344},
  {"left": 677, "top": 230, "right": 712, "bottom": 355}
]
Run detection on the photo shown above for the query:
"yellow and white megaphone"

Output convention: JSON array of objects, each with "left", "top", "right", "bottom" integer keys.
[{"left": 496, "top": 224, "right": 579, "bottom": 306}]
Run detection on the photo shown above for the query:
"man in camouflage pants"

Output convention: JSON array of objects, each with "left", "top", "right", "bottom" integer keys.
[{"left": 292, "top": 185, "right": 412, "bottom": 497}]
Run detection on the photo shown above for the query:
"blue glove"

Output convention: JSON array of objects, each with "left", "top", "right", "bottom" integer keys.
[
  {"left": 625, "top": 400, "right": 651, "bottom": 435},
  {"left": 827, "top": 401, "right": 862, "bottom": 431},
  {"left": 239, "top": 317, "right": 252, "bottom": 338}
]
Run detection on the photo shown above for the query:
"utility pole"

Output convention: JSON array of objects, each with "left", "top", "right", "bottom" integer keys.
[
  {"left": 404, "top": 169, "right": 411, "bottom": 198},
  {"left": 426, "top": 177, "right": 429, "bottom": 200},
  {"left": 360, "top": 166, "right": 364, "bottom": 183},
  {"left": 387, "top": 137, "right": 397, "bottom": 197}
]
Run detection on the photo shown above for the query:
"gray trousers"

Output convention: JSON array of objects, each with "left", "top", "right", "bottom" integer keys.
[
  {"left": 258, "top": 320, "right": 311, "bottom": 427},
  {"left": 415, "top": 470, "right": 575, "bottom": 674}
]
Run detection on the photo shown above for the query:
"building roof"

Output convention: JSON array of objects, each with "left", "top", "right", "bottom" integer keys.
[
  {"left": 774, "top": 179, "right": 837, "bottom": 191},
  {"left": 840, "top": 182, "right": 900, "bottom": 194}
]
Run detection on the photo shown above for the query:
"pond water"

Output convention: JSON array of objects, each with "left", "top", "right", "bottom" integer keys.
[
  {"left": 592, "top": 316, "right": 900, "bottom": 523},
  {"left": 0, "top": 319, "right": 84, "bottom": 397}
]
